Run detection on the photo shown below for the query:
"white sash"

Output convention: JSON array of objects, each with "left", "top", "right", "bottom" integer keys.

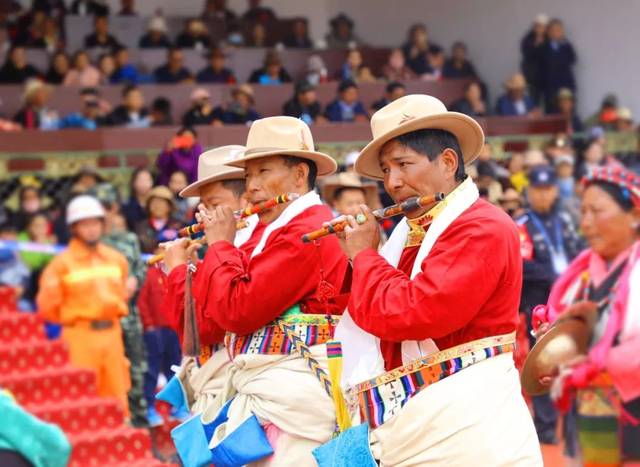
[
  {"left": 233, "top": 213, "right": 259, "bottom": 248},
  {"left": 336, "top": 178, "right": 480, "bottom": 388}
]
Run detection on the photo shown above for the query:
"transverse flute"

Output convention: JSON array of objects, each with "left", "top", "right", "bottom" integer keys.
[{"left": 301, "top": 192, "right": 445, "bottom": 243}]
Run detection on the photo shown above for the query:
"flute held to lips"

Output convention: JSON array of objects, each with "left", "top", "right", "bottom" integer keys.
[
  {"left": 177, "top": 192, "right": 300, "bottom": 238},
  {"left": 301, "top": 192, "right": 445, "bottom": 243}
]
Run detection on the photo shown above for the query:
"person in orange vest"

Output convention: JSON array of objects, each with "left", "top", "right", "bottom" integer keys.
[{"left": 36, "top": 195, "right": 131, "bottom": 417}]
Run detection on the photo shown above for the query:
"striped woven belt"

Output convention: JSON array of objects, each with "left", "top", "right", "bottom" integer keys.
[
  {"left": 198, "top": 342, "right": 225, "bottom": 365},
  {"left": 353, "top": 333, "right": 516, "bottom": 429},
  {"left": 225, "top": 314, "right": 339, "bottom": 359}
]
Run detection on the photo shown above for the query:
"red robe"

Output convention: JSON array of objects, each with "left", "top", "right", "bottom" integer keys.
[
  {"left": 348, "top": 199, "right": 522, "bottom": 371},
  {"left": 165, "top": 223, "right": 266, "bottom": 346},
  {"left": 201, "top": 205, "right": 349, "bottom": 335}
]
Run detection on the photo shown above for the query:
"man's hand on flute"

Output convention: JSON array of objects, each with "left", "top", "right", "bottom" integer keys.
[
  {"left": 330, "top": 204, "right": 380, "bottom": 260},
  {"left": 197, "top": 203, "right": 236, "bottom": 246},
  {"left": 161, "top": 238, "right": 201, "bottom": 272}
]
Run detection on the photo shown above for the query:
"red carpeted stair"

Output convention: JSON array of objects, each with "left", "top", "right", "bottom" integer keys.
[{"left": 0, "top": 288, "right": 173, "bottom": 466}]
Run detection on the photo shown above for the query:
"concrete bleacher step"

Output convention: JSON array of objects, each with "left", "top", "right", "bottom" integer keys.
[
  {"left": 0, "top": 339, "right": 67, "bottom": 376},
  {"left": 25, "top": 397, "right": 124, "bottom": 434},
  {"left": 67, "top": 426, "right": 160, "bottom": 466},
  {"left": 0, "top": 311, "right": 45, "bottom": 343}
]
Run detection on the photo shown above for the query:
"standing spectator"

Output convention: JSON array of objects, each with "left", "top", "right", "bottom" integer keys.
[
  {"left": 182, "top": 88, "right": 217, "bottom": 127},
  {"left": 371, "top": 81, "right": 406, "bottom": 112},
  {"left": 0, "top": 46, "right": 40, "bottom": 83},
  {"left": 175, "top": 19, "right": 211, "bottom": 50},
  {"left": 117, "top": 0, "right": 137, "bottom": 16},
  {"left": 516, "top": 165, "right": 584, "bottom": 445},
  {"left": 138, "top": 16, "right": 172, "bottom": 49},
  {"left": 324, "top": 79, "right": 368, "bottom": 122},
  {"left": 443, "top": 41, "right": 477, "bottom": 79},
  {"left": 122, "top": 168, "right": 153, "bottom": 230},
  {"left": 70, "top": 0, "right": 109, "bottom": 16},
  {"left": 167, "top": 170, "right": 190, "bottom": 222},
  {"left": 14, "top": 10, "right": 48, "bottom": 48},
  {"left": 402, "top": 24, "right": 433, "bottom": 75},
  {"left": 325, "top": 13, "right": 361, "bottom": 48},
  {"left": 450, "top": 81, "right": 487, "bottom": 117},
  {"left": 495, "top": 73, "right": 538, "bottom": 116},
  {"left": 63, "top": 50, "right": 100, "bottom": 87},
  {"left": 242, "top": 0, "right": 276, "bottom": 23},
  {"left": 84, "top": 15, "right": 121, "bottom": 50},
  {"left": 520, "top": 14, "right": 548, "bottom": 106},
  {"left": 153, "top": 47, "right": 193, "bottom": 84},
  {"left": 248, "top": 50, "right": 292, "bottom": 85},
  {"left": 44, "top": 51, "right": 69, "bottom": 84},
  {"left": 97, "top": 52, "right": 116, "bottom": 84},
  {"left": 156, "top": 127, "right": 203, "bottom": 185},
  {"left": 553, "top": 88, "right": 583, "bottom": 132},
  {"left": 541, "top": 18, "right": 577, "bottom": 112},
  {"left": 218, "top": 84, "right": 261, "bottom": 125},
  {"left": 134, "top": 186, "right": 182, "bottom": 253},
  {"left": 245, "top": 22, "right": 269, "bottom": 47},
  {"left": 39, "top": 16, "right": 64, "bottom": 53},
  {"left": 13, "top": 79, "right": 58, "bottom": 130},
  {"left": 201, "top": 0, "right": 236, "bottom": 23},
  {"left": 577, "top": 138, "right": 607, "bottom": 178},
  {"left": 58, "top": 92, "right": 106, "bottom": 129},
  {"left": 110, "top": 47, "right": 139, "bottom": 84},
  {"left": 306, "top": 54, "right": 329, "bottom": 86},
  {"left": 150, "top": 97, "right": 173, "bottom": 126},
  {"left": 283, "top": 18, "right": 312, "bottom": 49},
  {"left": 282, "top": 80, "right": 324, "bottom": 125},
  {"left": 37, "top": 195, "right": 131, "bottom": 416},
  {"left": 382, "top": 48, "right": 416, "bottom": 82},
  {"left": 585, "top": 94, "right": 618, "bottom": 130},
  {"left": 196, "top": 47, "right": 236, "bottom": 84},
  {"left": 337, "top": 48, "right": 375, "bottom": 82},
  {"left": 107, "top": 84, "right": 150, "bottom": 128}
]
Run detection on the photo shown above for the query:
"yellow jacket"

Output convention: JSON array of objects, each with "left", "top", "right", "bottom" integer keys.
[{"left": 37, "top": 239, "right": 129, "bottom": 325}]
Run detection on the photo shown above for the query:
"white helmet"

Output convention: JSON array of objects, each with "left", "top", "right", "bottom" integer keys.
[{"left": 66, "top": 195, "right": 106, "bottom": 225}]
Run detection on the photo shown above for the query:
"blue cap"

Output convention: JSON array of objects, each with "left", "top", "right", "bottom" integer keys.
[{"left": 529, "top": 165, "right": 557, "bottom": 187}]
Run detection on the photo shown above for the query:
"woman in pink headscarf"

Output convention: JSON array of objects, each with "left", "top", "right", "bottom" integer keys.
[{"left": 534, "top": 166, "right": 640, "bottom": 466}]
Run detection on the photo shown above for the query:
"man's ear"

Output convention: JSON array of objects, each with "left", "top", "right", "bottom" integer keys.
[{"left": 440, "top": 148, "right": 459, "bottom": 181}]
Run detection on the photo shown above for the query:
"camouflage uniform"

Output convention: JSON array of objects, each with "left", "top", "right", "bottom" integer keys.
[{"left": 92, "top": 184, "right": 149, "bottom": 428}]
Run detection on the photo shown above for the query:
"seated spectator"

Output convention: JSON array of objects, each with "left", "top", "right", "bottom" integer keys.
[
  {"left": 306, "top": 54, "right": 329, "bottom": 86},
  {"left": 283, "top": 18, "right": 312, "bottom": 49},
  {"left": 217, "top": 84, "right": 260, "bottom": 125},
  {"left": 475, "top": 160, "right": 503, "bottom": 203},
  {"left": 182, "top": 88, "right": 217, "bottom": 127},
  {"left": 167, "top": 170, "right": 190, "bottom": 222},
  {"left": 248, "top": 50, "right": 292, "bottom": 85},
  {"left": 443, "top": 41, "right": 477, "bottom": 79},
  {"left": 245, "top": 22, "right": 270, "bottom": 47},
  {"left": 11, "top": 182, "right": 49, "bottom": 231},
  {"left": 110, "top": 47, "right": 140, "bottom": 84},
  {"left": 45, "top": 51, "right": 69, "bottom": 84},
  {"left": 135, "top": 186, "right": 182, "bottom": 253},
  {"left": 13, "top": 79, "right": 58, "bottom": 130},
  {"left": 156, "top": 127, "right": 203, "bottom": 185},
  {"left": 450, "top": 81, "right": 487, "bottom": 117},
  {"left": 382, "top": 48, "right": 416, "bottom": 82},
  {"left": 0, "top": 221, "right": 30, "bottom": 310},
  {"left": 326, "top": 13, "right": 361, "bottom": 48},
  {"left": 196, "top": 47, "right": 236, "bottom": 84},
  {"left": 175, "top": 19, "right": 211, "bottom": 50},
  {"left": 139, "top": 16, "right": 172, "bottom": 49},
  {"left": 495, "top": 73, "right": 537, "bottom": 116},
  {"left": 554, "top": 88, "right": 583, "bottom": 132},
  {"left": 371, "top": 81, "right": 406, "bottom": 112},
  {"left": 421, "top": 45, "right": 445, "bottom": 80},
  {"left": 63, "top": 50, "right": 100, "bottom": 87},
  {"left": 615, "top": 107, "right": 634, "bottom": 132},
  {"left": 150, "top": 97, "right": 173, "bottom": 126},
  {"left": 541, "top": 19, "right": 577, "bottom": 112},
  {"left": 507, "top": 152, "right": 528, "bottom": 193},
  {"left": 585, "top": 94, "right": 618, "bottom": 130},
  {"left": 97, "top": 52, "right": 116, "bottom": 84},
  {"left": 58, "top": 91, "right": 107, "bottom": 129},
  {"left": 202, "top": 0, "right": 236, "bottom": 23},
  {"left": 117, "top": 0, "right": 137, "bottom": 16},
  {"left": 337, "top": 48, "right": 375, "bottom": 82},
  {"left": 0, "top": 46, "right": 40, "bottom": 84},
  {"left": 242, "top": 0, "right": 276, "bottom": 23},
  {"left": 84, "top": 15, "right": 121, "bottom": 50},
  {"left": 497, "top": 188, "right": 524, "bottom": 219},
  {"left": 154, "top": 47, "right": 193, "bottom": 84},
  {"left": 324, "top": 79, "right": 368, "bottom": 122},
  {"left": 577, "top": 138, "right": 607, "bottom": 179},
  {"left": 283, "top": 80, "right": 324, "bottom": 125},
  {"left": 14, "top": 10, "right": 47, "bottom": 48},
  {"left": 39, "top": 16, "right": 64, "bottom": 52},
  {"left": 122, "top": 167, "right": 153, "bottom": 230},
  {"left": 70, "top": 0, "right": 109, "bottom": 16},
  {"left": 402, "top": 24, "right": 433, "bottom": 75},
  {"left": 107, "top": 84, "right": 150, "bottom": 128}
]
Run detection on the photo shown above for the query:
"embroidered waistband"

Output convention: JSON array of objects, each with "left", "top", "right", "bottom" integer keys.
[
  {"left": 225, "top": 314, "right": 340, "bottom": 359},
  {"left": 354, "top": 333, "right": 515, "bottom": 429},
  {"left": 198, "top": 342, "right": 224, "bottom": 365}
]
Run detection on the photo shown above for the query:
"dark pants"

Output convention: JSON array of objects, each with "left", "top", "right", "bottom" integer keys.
[
  {"left": 143, "top": 327, "right": 182, "bottom": 407},
  {"left": 533, "top": 394, "right": 558, "bottom": 442}
]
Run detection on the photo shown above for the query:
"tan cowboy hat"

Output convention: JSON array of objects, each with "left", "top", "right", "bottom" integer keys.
[
  {"left": 321, "top": 172, "right": 379, "bottom": 207},
  {"left": 355, "top": 94, "right": 484, "bottom": 180},
  {"left": 146, "top": 185, "right": 176, "bottom": 210},
  {"left": 504, "top": 73, "right": 527, "bottom": 90},
  {"left": 180, "top": 145, "right": 246, "bottom": 198},
  {"left": 227, "top": 116, "right": 338, "bottom": 176}
]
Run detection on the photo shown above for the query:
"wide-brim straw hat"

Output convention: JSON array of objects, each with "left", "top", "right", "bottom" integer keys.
[
  {"left": 355, "top": 94, "right": 484, "bottom": 180},
  {"left": 227, "top": 116, "right": 337, "bottom": 176},
  {"left": 180, "top": 145, "right": 246, "bottom": 198},
  {"left": 504, "top": 73, "right": 527, "bottom": 90},
  {"left": 23, "top": 79, "right": 52, "bottom": 102},
  {"left": 146, "top": 185, "right": 176, "bottom": 210},
  {"left": 321, "top": 171, "right": 378, "bottom": 207}
]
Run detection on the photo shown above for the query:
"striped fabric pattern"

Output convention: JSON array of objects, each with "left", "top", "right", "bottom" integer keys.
[{"left": 577, "top": 385, "right": 621, "bottom": 467}]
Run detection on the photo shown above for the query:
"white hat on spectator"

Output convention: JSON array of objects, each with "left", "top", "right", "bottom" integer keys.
[
  {"left": 148, "top": 16, "right": 168, "bottom": 33},
  {"left": 534, "top": 14, "right": 549, "bottom": 25},
  {"left": 617, "top": 107, "right": 633, "bottom": 121},
  {"left": 555, "top": 154, "right": 575, "bottom": 167},
  {"left": 190, "top": 88, "right": 211, "bottom": 102},
  {"left": 524, "top": 149, "right": 548, "bottom": 168},
  {"left": 66, "top": 195, "right": 105, "bottom": 225},
  {"left": 180, "top": 145, "right": 246, "bottom": 197}
]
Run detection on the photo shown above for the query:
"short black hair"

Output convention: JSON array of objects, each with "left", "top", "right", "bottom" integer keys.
[
  {"left": 220, "top": 179, "right": 246, "bottom": 198},
  {"left": 386, "top": 81, "right": 405, "bottom": 94},
  {"left": 282, "top": 155, "right": 318, "bottom": 190},
  {"left": 392, "top": 129, "right": 466, "bottom": 181},
  {"left": 122, "top": 84, "right": 138, "bottom": 98},
  {"left": 151, "top": 96, "right": 171, "bottom": 113},
  {"left": 588, "top": 181, "right": 635, "bottom": 212},
  {"left": 338, "top": 79, "right": 357, "bottom": 94},
  {"left": 177, "top": 126, "right": 197, "bottom": 138}
]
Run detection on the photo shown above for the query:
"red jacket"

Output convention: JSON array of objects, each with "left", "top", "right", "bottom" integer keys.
[
  {"left": 348, "top": 199, "right": 522, "bottom": 370},
  {"left": 137, "top": 264, "right": 170, "bottom": 330}
]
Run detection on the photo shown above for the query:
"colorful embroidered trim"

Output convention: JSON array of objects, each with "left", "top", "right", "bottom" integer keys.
[
  {"left": 198, "top": 343, "right": 224, "bottom": 366},
  {"left": 353, "top": 333, "right": 515, "bottom": 429},
  {"left": 225, "top": 314, "right": 339, "bottom": 359}
]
